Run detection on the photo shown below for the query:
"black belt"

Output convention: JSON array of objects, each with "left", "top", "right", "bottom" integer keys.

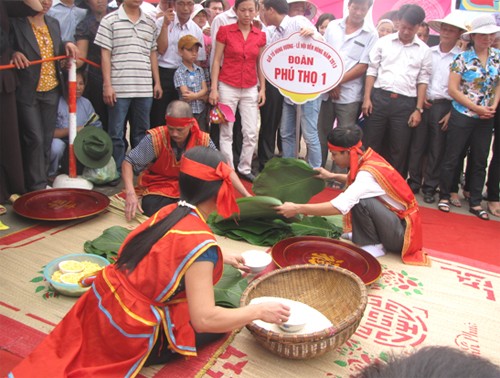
[{"left": 429, "top": 98, "right": 451, "bottom": 105}]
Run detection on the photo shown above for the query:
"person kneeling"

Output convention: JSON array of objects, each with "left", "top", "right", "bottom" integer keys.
[{"left": 275, "top": 125, "right": 429, "bottom": 266}]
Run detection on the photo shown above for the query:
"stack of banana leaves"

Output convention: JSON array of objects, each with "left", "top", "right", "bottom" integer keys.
[{"left": 208, "top": 158, "right": 343, "bottom": 246}]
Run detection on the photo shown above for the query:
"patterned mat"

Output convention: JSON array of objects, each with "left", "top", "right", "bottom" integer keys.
[{"left": 1, "top": 209, "right": 499, "bottom": 376}]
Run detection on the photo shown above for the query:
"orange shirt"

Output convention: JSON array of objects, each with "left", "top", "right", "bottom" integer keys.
[{"left": 31, "top": 22, "right": 58, "bottom": 92}]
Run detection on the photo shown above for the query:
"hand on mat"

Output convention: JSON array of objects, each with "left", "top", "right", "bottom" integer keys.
[
  {"left": 125, "top": 191, "right": 143, "bottom": 222},
  {"left": 255, "top": 302, "right": 290, "bottom": 325}
]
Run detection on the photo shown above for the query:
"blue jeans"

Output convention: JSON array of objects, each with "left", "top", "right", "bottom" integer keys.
[
  {"left": 108, "top": 97, "right": 153, "bottom": 170},
  {"left": 280, "top": 98, "right": 322, "bottom": 168}
]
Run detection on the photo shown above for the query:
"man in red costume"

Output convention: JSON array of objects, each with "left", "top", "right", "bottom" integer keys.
[
  {"left": 276, "top": 125, "right": 429, "bottom": 266},
  {"left": 122, "top": 100, "right": 251, "bottom": 221}
]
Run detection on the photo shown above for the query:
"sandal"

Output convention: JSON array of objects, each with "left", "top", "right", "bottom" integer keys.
[
  {"left": 0, "top": 204, "right": 6, "bottom": 216},
  {"left": 438, "top": 200, "right": 450, "bottom": 213},
  {"left": 469, "top": 207, "right": 489, "bottom": 221},
  {"left": 450, "top": 197, "right": 462, "bottom": 208}
]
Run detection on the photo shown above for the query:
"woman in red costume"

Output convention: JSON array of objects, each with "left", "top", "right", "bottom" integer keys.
[
  {"left": 276, "top": 125, "right": 429, "bottom": 266},
  {"left": 11, "top": 147, "right": 290, "bottom": 377}
]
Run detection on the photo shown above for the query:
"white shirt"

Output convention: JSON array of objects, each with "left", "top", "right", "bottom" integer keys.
[
  {"left": 367, "top": 33, "right": 432, "bottom": 97},
  {"left": 156, "top": 15, "right": 206, "bottom": 69},
  {"left": 323, "top": 18, "right": 378, "bottom": 104},
  {"left": 330, "top": 171, "right": 403, "bottom": 215},
  {"left": 426, "top": 45, "right": 462, "bottom": 101},
  {"left": 209, "top": 7, "right": 238, "bottom": 66}
]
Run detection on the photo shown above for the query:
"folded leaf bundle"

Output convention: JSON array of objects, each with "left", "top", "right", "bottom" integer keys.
[
  {"left": 83, "top": 226, "right": 132, "bottom": 263},
  {"left": 252, "top": 158, "right": 325, "bottom": 203}
]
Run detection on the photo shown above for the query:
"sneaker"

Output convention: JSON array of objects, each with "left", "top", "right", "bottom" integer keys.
[
  {"left": 238, "top": 171, "right": 256, "bottom": 183},
  {"left": 340, "top": 232, "right": 352, "bottom": 241}
]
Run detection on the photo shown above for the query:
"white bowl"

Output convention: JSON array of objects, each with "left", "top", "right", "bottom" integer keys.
[
  {"left": 58, "top": 260, "right": 84, "bottom": 274},
  {"left": 279, "top": 310, "right": 307, "bottom": 333},
  {"left": 242, "top": 250, "right": 272, "bottom": 274}
]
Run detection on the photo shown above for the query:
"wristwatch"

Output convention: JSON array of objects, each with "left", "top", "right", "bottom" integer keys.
[{"left": 415, "top": 107, "right": 424, "bottom": 114}]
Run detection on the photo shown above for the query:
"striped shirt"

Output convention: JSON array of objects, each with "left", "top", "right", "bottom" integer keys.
[{"left": 94, "top": 5, "right": 158, "bottom": 98}]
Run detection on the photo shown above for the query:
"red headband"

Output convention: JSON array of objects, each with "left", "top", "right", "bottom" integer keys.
[
  {"left": 179, "top": 156, "right": 239, "bottom": 219},
  {"left": 328, "top": 140, "right": 363, "bottom": 182},
  {"left": 165, "top": 115, "right": 203, "bottom": 145}
]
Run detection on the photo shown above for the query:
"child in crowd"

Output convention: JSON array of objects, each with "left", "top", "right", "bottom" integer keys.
[
  {"left": 49, "top": 70, "right": 102, "bottom": 177},
  {"left": 174, "top": 35, "right": 209, "bottom": 131}
]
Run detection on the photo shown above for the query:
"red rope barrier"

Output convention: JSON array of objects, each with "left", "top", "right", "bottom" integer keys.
[{"left": 0, "top": 55, "right": 101, "bottom": 71}]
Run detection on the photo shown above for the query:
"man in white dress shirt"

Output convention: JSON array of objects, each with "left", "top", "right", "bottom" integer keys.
[
  {"left": 406, "top": 13, "right": 465, "bottom": 202},
  {"left": 319, "top": 0, "right": 378, "bottom": 167},
  {"left": 361, "top": 4, "right": 432, "bottom": 177},
  {"left": 150, "top": 0, "right": 206, "bottom": 127}
]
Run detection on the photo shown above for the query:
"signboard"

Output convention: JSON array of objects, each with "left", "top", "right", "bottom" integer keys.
[{"left": 260, "top": 32, "right": 344, "bottom": 104}]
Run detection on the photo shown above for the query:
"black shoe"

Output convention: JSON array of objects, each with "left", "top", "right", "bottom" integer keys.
[
  {"left": 423, "top": 193, "right": 435, "bottom": 204},
  {"left": 107, "top": 177, "right": 121, "bottom": 187},
  {"left": 238, "top": 171, "right": 256, "bottom": 183}
]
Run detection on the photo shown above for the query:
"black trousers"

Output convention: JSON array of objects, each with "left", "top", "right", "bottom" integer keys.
[
  {"left": 407, "top": 100, "right": 452, "bottom": 194},
  {"left": 145, "top": 327, "right": 224, "bottom": 366},
  {"left": 362, "top": 89, "right": 416, "bottom": 177},
  {"left": 351, "top": 198, "right": 406, "bottom": 252},
  {"left": 258, "top": 81, "right": 283, "bottom": 171},
  {"left": 17, "top": 88, "right": 59, "bottom": 191},
  {"left": 439, "top": 108, "right": 494, "bottom": 207},
  {"left": 486, "top": 108, "right": 500, "bottom": 201},
  {"left": 150, "top": 67, "right": 179, "bottom": 128}
]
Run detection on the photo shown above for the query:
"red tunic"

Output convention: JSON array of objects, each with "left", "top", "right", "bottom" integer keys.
[
  {"left": 138, "top": 127, "right": 210, "bottom": 198},
  {"left": 345, "top": 148, "right": 430, "bottom": 266},
  {"left": 11, "top": 205, "right": 223, "bottom": 377}
]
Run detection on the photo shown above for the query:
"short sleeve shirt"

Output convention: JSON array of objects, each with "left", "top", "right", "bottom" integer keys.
[
  {"left": 216, "top": 23, "right": 266, "bottom": 88},
  {"left": 450, "top": 47, "right": 500, "bottom": 118}
]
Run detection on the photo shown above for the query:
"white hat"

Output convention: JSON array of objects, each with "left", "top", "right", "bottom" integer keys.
[
  {"left": 190, "top": 3, "right": 211, "bottom": 21},
  {"left": 428, "top": 12, "right": 467, "bottom": 33},
  {"left": 462, "top": 14, "right": 500, "bottom": 41},
  {"left": 287, "top": 0, "right": 317, "bottom": 20}
]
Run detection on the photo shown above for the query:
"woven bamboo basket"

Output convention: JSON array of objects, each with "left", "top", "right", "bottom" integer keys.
[{"left": 240, "top": 264, "right": 367, "bottom": 359}]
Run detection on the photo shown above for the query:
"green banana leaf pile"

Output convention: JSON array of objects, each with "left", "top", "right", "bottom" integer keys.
[
  {"left": 83, "top": 227, "right": 248, "bottom": 307},
  {"left": 208, "top": 158, "right": 342, "bottom": 246}
]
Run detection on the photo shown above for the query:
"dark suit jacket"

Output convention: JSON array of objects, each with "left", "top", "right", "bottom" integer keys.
[{"left": 9, "top": 15, "right": 66, "bottom": 104}]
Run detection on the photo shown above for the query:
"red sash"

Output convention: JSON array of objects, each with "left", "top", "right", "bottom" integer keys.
[
  {"left": 345, "top": 148, "right": 430, "bottom": 266},
  {"left": 138, "top": 127, "right": 210, "bottom": 198}
]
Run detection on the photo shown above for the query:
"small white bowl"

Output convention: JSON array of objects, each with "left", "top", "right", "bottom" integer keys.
[
  {"left": 279, "top": 309, "right": 307, "bottom": 333},
  {"left": 242, "top": 250, "right": 272, "bottom": 274}
]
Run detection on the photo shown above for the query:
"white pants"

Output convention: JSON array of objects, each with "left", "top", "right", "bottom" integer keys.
[
  {"left": 218, "top": 82, "right": 259, "bottom": 175},
  {"left": 49, "top": 138, "right": 66, "bottom": 177}
]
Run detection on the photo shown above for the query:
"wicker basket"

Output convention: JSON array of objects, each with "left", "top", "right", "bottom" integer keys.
[{"left": 240, "top": 264, "right": 367, "bottom": 359}]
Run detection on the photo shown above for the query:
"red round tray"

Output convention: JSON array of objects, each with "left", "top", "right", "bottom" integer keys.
[
  {"left": 271, "top": 236, "right": 381, "bottom": 285},
  {"left": 13, "top": 189, "right": 110, "bottom": 221}
]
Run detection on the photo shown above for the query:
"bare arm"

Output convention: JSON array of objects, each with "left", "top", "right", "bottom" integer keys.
[
  {"left": 157, "top": 12, "right": 173, "bottom": 55},
  {"left": 230, "top": 171, "right": 251, "bottom": 197},
  {"left": 408, "top": 83, "right": 427, "bottom": 128},
  {"left": 209, "top": 41, "right": 225, "bottom": 105},
  {"left": 150, "top": 50, "right": 162, "bottom": 99},
  {"left": 275, "top": 201, "right": 341, "bottom": 218},
  {"left": 122, "top": 160, "right": 143, "bottom": 221},
  {"left": 185, "top": 262, "right": 290, "bottom": 333},
  {"left": 75, "top": 39, "right": 88, "bottom": 69},
  {"left": 101, "top": 48, "right": 116, "bottom": 106},
  {"left": 362, "top": 75, "right": 376, "bottom": 116},
  {"left": 257, "top": 46, "right": 266, "bottom": 107}
]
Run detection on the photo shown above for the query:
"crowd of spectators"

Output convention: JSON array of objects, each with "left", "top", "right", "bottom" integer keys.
[{"left": 1, "top": 0, "right": 499, "bottom": 219}]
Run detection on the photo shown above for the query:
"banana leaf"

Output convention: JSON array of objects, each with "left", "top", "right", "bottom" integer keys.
[
  {"left": 252, "top": 158, "right": 325, "bottom": 203},
  {"left": 290, "top": 216, "right": 343, "bottom": 239},
  {"left": 214, "top": 265, "right": 248, "bottom": 308},
  {"left": 211, "top": 196, "right": 287, "bottom": 222},
  {"left": 83, "top": 226, "right": 131, "bottom": 263}
]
